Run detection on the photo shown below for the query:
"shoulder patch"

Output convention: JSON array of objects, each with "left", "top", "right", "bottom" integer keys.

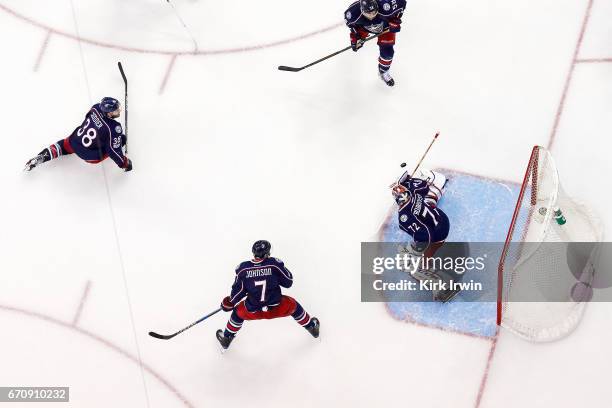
[
  {"left": 115, "top": 125, "right": 122, "bottom": 134},
  {"left": 383, "top": 2, "right": 391, "bottom": 11},
  {"left": 400, "top": 214, "right": 408, "bottom": 223},
  {"left": 346, "top": 11, "right": 352, "bottom": 20}
]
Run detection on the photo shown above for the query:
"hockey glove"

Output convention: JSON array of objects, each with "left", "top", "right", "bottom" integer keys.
[
  {"left": 221, "top": 296, "right": 234, "bottom": 312},
  {"left": 350, "top": 32, "right": 365, "bottom": 52},
  {"left": 389, "top": 17, "right": 402, "bottom": 33},
  {"left": 124, "top": 158, "right": 133, "bottom": 172}
]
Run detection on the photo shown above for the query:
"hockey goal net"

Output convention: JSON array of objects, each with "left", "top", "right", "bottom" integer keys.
[{"left": 497, "top": 146, "right": 602, "bottom": 342}]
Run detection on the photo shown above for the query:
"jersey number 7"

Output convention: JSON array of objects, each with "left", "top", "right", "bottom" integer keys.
[{"left": 254, "top": 280, "right": 267, "bottom": 302}]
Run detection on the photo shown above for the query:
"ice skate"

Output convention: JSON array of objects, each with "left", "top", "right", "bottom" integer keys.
[
  {"left": 306, "top": 317, "right": 320, "bottom": 339},
  {"left": 23, "top": 154, "right": 44, "bottom": 172},
  {"left": 216, "top": 329, "right": 234, "bottom": 350},
  {"left": 379, "top": 70, "right": 395, "bottom": 87}
]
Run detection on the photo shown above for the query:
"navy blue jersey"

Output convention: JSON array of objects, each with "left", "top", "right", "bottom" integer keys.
[
  {"left": 398, "top": 177, "right": 450, "bottom": 244},
  {"left": 344, "top": 0, "right": 406, "bottom": 34},
  {"left": 67, "top": 104, "right": 128, "bottom": 168},
  {"left": 229, "top": 257, "right": 293, "bottom": 312}
]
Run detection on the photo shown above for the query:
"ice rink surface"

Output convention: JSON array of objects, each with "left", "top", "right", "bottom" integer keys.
[{"left": 1, "top": 0, "right": 611, "bottom": 407}]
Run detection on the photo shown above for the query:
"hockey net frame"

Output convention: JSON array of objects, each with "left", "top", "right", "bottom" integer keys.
[{"left": 496, "top": 145, "right": 602, "bottom": 342}]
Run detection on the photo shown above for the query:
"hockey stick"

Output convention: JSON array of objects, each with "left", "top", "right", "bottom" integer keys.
[
  {"left": 149, "top": 307, "right": 222, "bottom": 340},
  {"left": 391, "top": 132, "right": 440, "bottom": 188},
  {"left": 278, "top": 29, "right": 389, "bottom": 72},
  {"left": 117, "top": 62, "right": 128, "bottom": 154},
  {"left": 410, "top": 132, "right": 440, "bottom": 178}
]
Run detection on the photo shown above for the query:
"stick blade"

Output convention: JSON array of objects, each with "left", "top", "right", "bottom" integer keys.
[
  {"left": 149, "top": 331, "right": 174, "bottom": 340},
  {"left": 278, "top": 65, "right": 302, "bottom": 72},
  {"left": 117, "top": 62, "right": 127, "bottom": 82}
]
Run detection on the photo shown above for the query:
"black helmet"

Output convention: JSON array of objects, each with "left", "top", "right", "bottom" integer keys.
[
  {"left": 252, "top": 240, "right": 272, "bottom": 259},
  {"left": 360, "top": 0, "right": 379, "bottom": 15},
  {"left": 100, "top": 97, "right": 120, "bottom": 113}
]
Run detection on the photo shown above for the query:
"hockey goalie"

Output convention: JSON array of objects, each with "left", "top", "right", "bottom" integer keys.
[{"left": 391, "top": 168, "right": 461, "bottom": 302}]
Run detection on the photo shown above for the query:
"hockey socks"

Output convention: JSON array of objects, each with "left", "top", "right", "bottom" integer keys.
[
  {"left": 292, "top": 303, "right": 320, "bottom": 338},
  {"left": 40, "top": 139, "right": 73, "bottom": 163},
  {"left": 223, "top": 310, "right": 243, "bottom": 338},
  {"left": 24, "top": 138, "right": 73, "bottom": 171}
]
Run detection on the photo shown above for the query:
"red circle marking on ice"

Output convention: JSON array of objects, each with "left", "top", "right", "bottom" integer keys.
[
  {"left": 0, "top": 304, "right": 196, "bottom": 408},
  {"left": 0, "top": 3, "right": 343, "bottom": 56}
]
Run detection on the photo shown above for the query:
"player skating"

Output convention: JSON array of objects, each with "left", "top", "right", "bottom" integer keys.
[
  {"left": 345, "top": 0, "right": 406, "bottom": 86},
  {"left": 391, "top": 168, "right": 460, "bottom": 302},
  {"left": 216, "top": 240, "right": 320, "bottom": 350},
  {"left": 24, "top": 97, "right": 132, "bottom": 172}
]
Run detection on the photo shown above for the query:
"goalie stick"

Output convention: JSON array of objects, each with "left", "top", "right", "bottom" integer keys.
[
  {"left": 391, "top": 132, "right": 441, "bottom": 187},
  {"left": 149, "top": 307, "right": 222, "bottom": 340},
  {"left": 278, "top": 30, "right": 389, "bottom": 72},
  {"left": 410, "top": 132, "right": 440, "bottom": 178},
  {"left": 117, "top": 62, "right": 128, "bottom": 154}
]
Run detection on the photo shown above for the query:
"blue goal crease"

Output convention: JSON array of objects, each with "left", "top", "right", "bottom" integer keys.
[{"left": 380, "top": 170, "right": 523, "bottom": 338}]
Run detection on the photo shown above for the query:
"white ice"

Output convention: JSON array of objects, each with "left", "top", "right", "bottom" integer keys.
[{"left": 0, "top": 0, "right": 611, "bottom": 407}]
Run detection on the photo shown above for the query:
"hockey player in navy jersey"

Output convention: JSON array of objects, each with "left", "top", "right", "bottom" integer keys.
[
  {"left": 392, "top": 169, "right": 449, "bottom": 257},
  {"left": 345, "top": 0, "right": 407, "bottom": 86},
  {"left": 391, "top": 169, "right": 460, "bottom": 301},
  {"left": 216, "top": 240, "right": 320, "bottom": 349},
  {"left": 24, "top": 97, "right": 132, "bottom": 172}
]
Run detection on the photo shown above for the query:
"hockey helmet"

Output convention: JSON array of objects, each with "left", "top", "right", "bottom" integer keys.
[
  {"left": 360, "top": 0, "right": 379, "bottom": 19},
  {"left": 100, "top": 97, "right": 120, "bottom": 113},
  {"left": 252, "top": 240, "right": 272, "bottom": 259}
]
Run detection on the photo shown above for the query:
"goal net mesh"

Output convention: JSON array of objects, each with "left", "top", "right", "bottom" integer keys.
[{"left": 497, "top": 146, "right": 602, "bottom": 342}]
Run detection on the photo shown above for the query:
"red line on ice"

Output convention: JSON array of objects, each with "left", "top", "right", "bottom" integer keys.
[
  {"left": 576, "top": 57, "right": 612, "bottom": 63},
  {"left": 0, "top": 304, "right": 196, "bottom": 408},
  {"left": 474, "top": 329, "right": 499, "bottom": 408},
  {"left": 159, "top": 54, "right": 178, "bottom": 94},
  {"left": 33, "top": 30, "right": 51, "bottom": 72},
  {"left": 71, "top": 280, "right": 91, "bottom": 326},
  {"left": 547, "top": 0, "right": 594, "bottom": 150},
  {"left": 0, "top": 3, "right": 342, "bottom": 56},
  {"left": 476, "top": 2, "right": 596, "bottom": 406}
]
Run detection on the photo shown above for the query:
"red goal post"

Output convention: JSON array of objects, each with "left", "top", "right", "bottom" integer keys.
[{"left": 497, "top": 146, "right": 602, "bottom": 342}]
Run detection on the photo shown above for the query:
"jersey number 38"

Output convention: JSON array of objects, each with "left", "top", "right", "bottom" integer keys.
[{"left": 77, "top": 118, "right": 97, "bottom": 148}]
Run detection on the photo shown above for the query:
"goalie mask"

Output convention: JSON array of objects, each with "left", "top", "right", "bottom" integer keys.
[{"left": 392, "top": 184, "right": 410, "bottom": 206}]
